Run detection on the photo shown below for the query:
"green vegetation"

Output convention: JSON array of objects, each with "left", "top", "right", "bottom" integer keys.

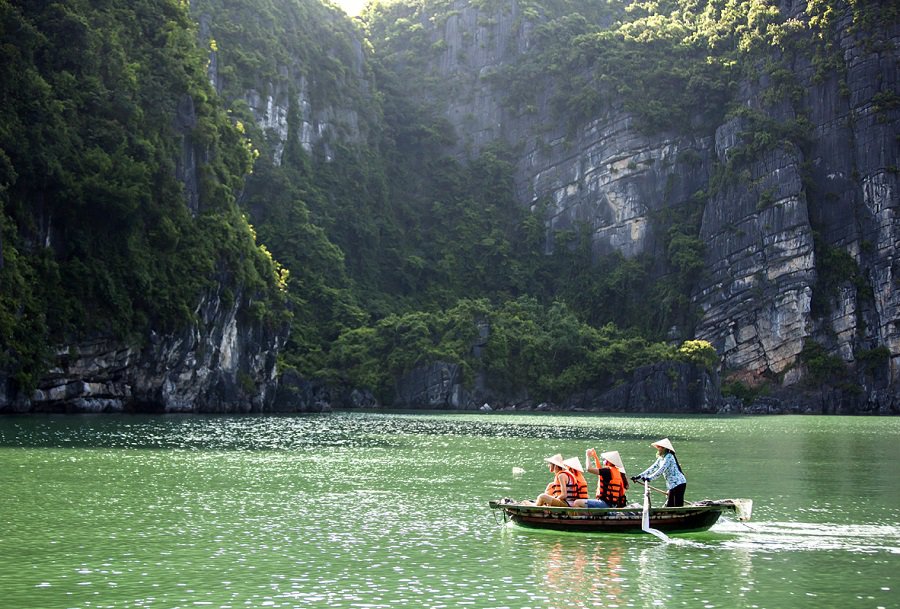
[
  {"left": 856, "top": 345, "right": 891, "bottom": 375},
  {"left": 799, "top": 339, "right": 847, "bottom": 385},
  {"left": 721, "top": 377, "right": 771, "bottom": 405},
  {"left": 0, "top": 0, "right": 287, "bottom": 394},
  {"left": 809, "top": 231, "right": 867, "bottom": 317},
  {"left": 326, "top": 296, "right": 692, "bottom": 403},
  {"left": 676, "top": 340, "right": 719, "bottom": 371},
  {"left": 3, "top": 0, "right": 886, "bottom": 406}
]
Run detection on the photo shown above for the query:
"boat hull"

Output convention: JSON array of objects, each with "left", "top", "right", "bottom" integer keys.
[{"left": 489, "top": 499, "right": 751, "bottom": 534}]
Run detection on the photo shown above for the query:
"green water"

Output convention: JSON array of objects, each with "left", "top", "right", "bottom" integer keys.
[{"left": 1, "top": 412, "right": 898, "bottom": 609}]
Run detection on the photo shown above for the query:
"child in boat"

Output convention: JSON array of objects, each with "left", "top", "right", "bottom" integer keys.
[
  {"left": 573, "top": 449, "right": 629, "bottom": 508},
  {"left": 632, "top": 438, "right": 687, "bottom": 507}
]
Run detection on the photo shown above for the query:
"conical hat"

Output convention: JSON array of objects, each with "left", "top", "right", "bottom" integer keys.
[
  {"left": 600, "top": 450, "right": 626, "bottom": 474},
  {"left": 544, "top": 453, "right": 567, "bottom": 468},
  {"left": 651, "top": 438, "right": 676, "bottom": 453},
  {"left": 563, "top": 456, "right": 584, "bottom": 472}
]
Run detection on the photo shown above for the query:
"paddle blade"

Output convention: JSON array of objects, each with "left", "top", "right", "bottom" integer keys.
[{"left": 641, "top": 480, "right": 670, "bottom": 542}]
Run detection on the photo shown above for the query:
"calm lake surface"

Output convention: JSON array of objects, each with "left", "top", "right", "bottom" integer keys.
[{"left": 1, "top": 412, "right": 898, "bottom": 609}]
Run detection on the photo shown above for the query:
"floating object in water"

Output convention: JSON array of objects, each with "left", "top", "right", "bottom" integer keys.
[{"left": 512, "top": 467, "right": 525, "bottom": 477}]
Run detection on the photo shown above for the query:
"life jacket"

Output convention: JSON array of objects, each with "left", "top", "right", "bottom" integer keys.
[
  {"left": 546, "top": 470, "right": 587, "bottom": 502},
  {"left": 559, "top": 470, "right": 589, "bottom": 502},
  {"left": 571, "top": 469, "right": 589, "bottom": 500},
  {"left": 545, "top": 477, "right": 561, "bottom": 497},
  {"left": 595, "top": 466, "right": 627, "bottom": 507}
]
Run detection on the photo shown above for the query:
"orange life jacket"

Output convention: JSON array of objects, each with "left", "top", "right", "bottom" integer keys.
[
  {"left": 595, "top": 466, "right": 627, "bottom": 507},
  {"left": 569, "top": 469, "right": 589, "bottom": 501},
  {"left": 546, "top": 470, "right": 587, "bottom": 502},
  {"left": 545, "top": 477, "right": 561, "bottom": 497}
]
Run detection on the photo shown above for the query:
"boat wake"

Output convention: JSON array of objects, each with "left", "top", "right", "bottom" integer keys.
[{"left": 712, "top": 520, "right": 900, "bottom": 554}]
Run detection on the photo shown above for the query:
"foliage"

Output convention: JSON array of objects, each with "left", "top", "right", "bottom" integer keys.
[
  {"left": 799, "top": 339, "right": 847, "bottom": 385},
  {"left": 809, "top": 231, "right": 865, "bottom": 317},
  {"left": 3, "top": 0, "right": 885, "bottom": 406},
  {"left": 676, "top": 340, "right": 719, "bottom": 371},
  {"left": 721, "top": 377, "right": 770, "bottom": 405},
  {"left": 324, "top": 296, "right": 678, "bottom": 402},
  {"left": 855, "top": 345, "right": 890, "bottom": 375},
  {"left": 0, "top": 0, "right": 286, "bottom": 391}
]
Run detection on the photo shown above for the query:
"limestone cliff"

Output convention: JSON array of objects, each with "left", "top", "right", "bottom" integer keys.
[
  {"left": 2, "top": 287, "right": 283, "bottom": 414},
  {"left": 0, "top": 1, "right": 289, "bottom": 414},
  {"left": 193, "top": 0, "right": 376, "bottom": 162},
  {"left": 371, "top": 0, "right": 899, "bottom": 412},
  {"left": 0, "top": 87, "right": 288, "bottom": 414}
]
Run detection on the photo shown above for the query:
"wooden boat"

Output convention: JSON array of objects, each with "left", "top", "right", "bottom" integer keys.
[{"left": 489, "top": 498, "right": 753, "bottom": 534}]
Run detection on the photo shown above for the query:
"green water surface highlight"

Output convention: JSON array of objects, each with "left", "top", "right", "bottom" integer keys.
[{"left": 1, "top": 412, "right": 898, "bottom": 609}]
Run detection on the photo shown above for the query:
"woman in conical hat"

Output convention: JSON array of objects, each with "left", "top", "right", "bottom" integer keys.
[
  {"left": 651, "top": 438, "right": 675, "bottom": 453},
  {"left": 633, "top": 438, "right": 687, "bottom": 507}
]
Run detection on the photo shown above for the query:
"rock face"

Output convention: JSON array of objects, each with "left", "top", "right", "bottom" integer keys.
[
  {"left": 195, "top": 4, "right": 374, "bottom": 164},
  {"left": 0, "top": 27, "right": 289, "bottom": 414},
  {"left": 567, "top": 362, "right": 721, "bottom": 414},
  {"left": 393, "top": 362, "right": 474, "bottom": 409},
  {"left": 695, "top": 10, "right": 899, "bottom": 413},
  {"left": 386, "top": 0, "right": 899, "bottom": 412},
  {"left": 270, "top": 370, "right": 334, "bottom": 412},
  {"left": 388, "top": 360, "right": 719, "bottom": 413},
  {"left": 1, "top": 287, "right": 283, "bottom": 414},
  {"left": 695, "top": 142, "right": 815, "bottom": 380}
]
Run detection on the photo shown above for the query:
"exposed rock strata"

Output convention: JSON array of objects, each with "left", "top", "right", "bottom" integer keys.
[
  {"left": 393, "top": 0, "right": 899, "bottom": 412},
  {"left": 197, "top": 7, "right": 372, "bottom": 164},
  {"left": 392, "top": 362, "right": 473, "bottom": 409},
  {"left": 0, "top": 33, "right": 289, "bottom": 414},
  {"left": 1, "top": 288, "right": 283, "bottom": 414}
]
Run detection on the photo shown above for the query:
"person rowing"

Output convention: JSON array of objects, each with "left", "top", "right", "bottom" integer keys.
[{"left": 631, "top": 438, "right": 687, "bottom": 507}]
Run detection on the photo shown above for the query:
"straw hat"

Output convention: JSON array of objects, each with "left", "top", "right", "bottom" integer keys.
[
  {"left": 544, "top": 453, "right": 568, "bottom": 468},
  {"left": 563, "top": 456, "right": 584, "bottom": 472},
  {"left": 600, "top": 450, "right": 626, "bottom": 474},
  {"left": 651, "top": 438, "right": 676, "bottom": 453}
]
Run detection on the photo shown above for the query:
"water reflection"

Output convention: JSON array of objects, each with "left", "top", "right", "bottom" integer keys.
[
  {"left": 537, "top": 541, "right": 622, "bottom": 607},
  {"left": 3, "top": 411, "right": 788, "bottom": 450},
  {"left": 637, "top": 545, "right": 672, "bottom": 606}
]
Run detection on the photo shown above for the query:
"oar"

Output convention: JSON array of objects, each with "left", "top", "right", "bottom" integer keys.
[
  {"left": 641, "top": 479, "right": 670, "bottom": 541},
  {"left": 647, "top": 483, "right": 669, "bottom": 497}
]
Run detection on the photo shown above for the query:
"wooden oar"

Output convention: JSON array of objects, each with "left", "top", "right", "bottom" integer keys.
[
  {"left": 641, "top": 479, "right": 670, "bottom": 541},
  {"left": 647, "top": 483, "right": 669, "bottom": 497}
]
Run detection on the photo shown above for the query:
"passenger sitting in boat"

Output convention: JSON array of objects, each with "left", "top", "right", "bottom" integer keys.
[
  {"left": 529, "top": 453, "right": 588, "bottom": 507},
  {"left": 573, "top": 448, "right": 629, "bottom": 508},
  {"left": 632, "top": 438, "right": 687, "bottom": 507},
  {"left": 562, "top": 456, "right": 590, "bottom": 503}
]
